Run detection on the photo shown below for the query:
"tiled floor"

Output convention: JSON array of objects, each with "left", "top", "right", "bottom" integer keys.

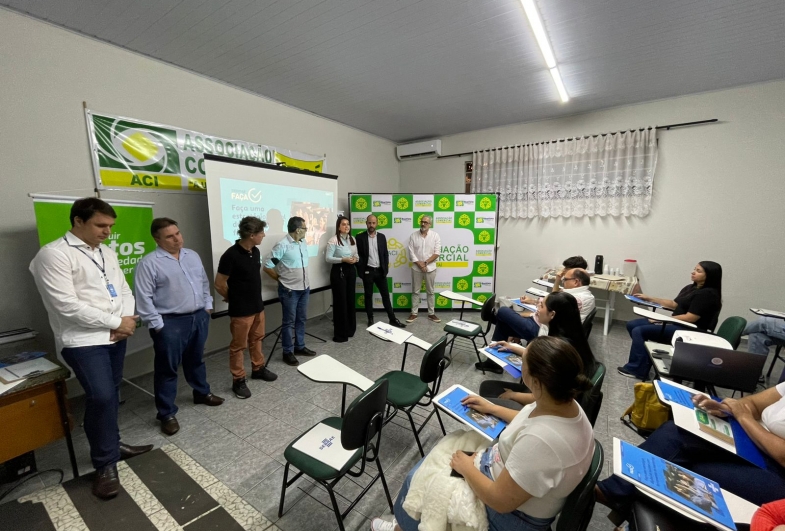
[{"left": 3, "top": 312, "right": 776, "bottom": 531}]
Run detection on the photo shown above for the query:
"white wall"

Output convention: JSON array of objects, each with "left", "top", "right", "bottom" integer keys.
[
  {"left": 400, "top": 81, "right": 785, "bottom": 324},
  {"left": 0, "top": 8, "right": 399, "bottom": 383}
]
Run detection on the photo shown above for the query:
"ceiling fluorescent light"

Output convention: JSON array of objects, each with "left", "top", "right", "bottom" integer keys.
[
  {"left": 550, "top": 67, "right": 569, "bottom": 102},
  {"left": 521, "top": 0, "right": 556, "bottom": 68}
]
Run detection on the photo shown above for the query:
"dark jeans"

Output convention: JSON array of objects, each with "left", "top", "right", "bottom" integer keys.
[
  {"left": 362, "top": 267, "right": 395, "bottom": 321},
  {"left": 330, "top": 263, "right": 356, "bottom": 341},
  {"left": 61, "top": 340, "right": 126, "bottom": 469},
  {"left": 151, "top": 310, "right": 211, "bottom": 420},
  {"left": 279, "top": 284, "right": 310, "bottom": 353},
  {"left": 492, "top": 306, "right": 540, "bottom": 342},
  {"left": 621, "top": 318, "right": 681, "bottom": 379},
  {"left": 597, "top": 421, "right": 785, "bottom": 508}
]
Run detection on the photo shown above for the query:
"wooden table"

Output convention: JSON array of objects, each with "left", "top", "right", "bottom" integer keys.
[{"left": 0, "top": 359, "right": 78, "bottom": 478}]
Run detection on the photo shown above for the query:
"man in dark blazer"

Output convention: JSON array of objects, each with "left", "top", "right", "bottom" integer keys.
[{"left": 355, "top": 215, "right": 406, "bottom": 328}]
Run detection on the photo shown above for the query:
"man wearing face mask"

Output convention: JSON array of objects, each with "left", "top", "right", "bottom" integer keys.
[
  {"left": 264, "top": 216, "right": 317, "bottom": 367},
  {"left": 135, "top": 218, "right": 224, "bottom": 435},
  {"left": 407, "top": 215, "right": 442, "bottom": 323}
]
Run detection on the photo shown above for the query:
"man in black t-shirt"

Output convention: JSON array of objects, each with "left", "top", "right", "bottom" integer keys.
[{"left": 215, "top": 217, "right": 277, "bottom": 399}]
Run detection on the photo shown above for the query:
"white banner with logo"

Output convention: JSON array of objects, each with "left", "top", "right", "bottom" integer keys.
[{"left": 86, "top": 110, "right": 327, "bottom": 193}]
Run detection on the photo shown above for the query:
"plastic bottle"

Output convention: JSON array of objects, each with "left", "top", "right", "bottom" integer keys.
[{"left": 603, "top": 264, "right": 610, "bottom": 275}]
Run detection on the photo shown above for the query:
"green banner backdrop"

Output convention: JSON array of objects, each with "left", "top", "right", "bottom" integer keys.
[
  {"left": 32, "top": 197, "right": 155, "bottom": 291},
  {"left": 349, "top": 193, "right": 498, "bottom": 310}
]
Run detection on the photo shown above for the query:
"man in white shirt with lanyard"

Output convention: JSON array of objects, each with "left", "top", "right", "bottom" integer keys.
[
  {"left": 29, "top": 198, "right": 151, "bottom": 500},
  {"left": 407, "top": 215, "right": 442, "bottom": 323}
]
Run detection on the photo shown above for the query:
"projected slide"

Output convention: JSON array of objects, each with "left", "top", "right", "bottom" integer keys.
[
  {"left": 205, "top": 155, "right": 338, "bottom": 310},
  {"left": 219, "top": 177, "right": 333, "bottom": 257}
]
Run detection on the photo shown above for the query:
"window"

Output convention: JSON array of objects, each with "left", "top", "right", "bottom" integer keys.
[{"left": 464, "top": 161, "right": 473, "bottom": 193}]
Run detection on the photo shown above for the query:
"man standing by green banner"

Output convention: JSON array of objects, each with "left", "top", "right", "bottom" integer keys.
[{"left": 29, "top": 197, "right": 154, "bottom": 499}]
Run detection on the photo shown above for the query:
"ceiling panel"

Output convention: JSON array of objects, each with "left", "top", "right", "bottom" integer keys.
[{"left": 3, "top": 0, "right": 784, "bottom": 141}]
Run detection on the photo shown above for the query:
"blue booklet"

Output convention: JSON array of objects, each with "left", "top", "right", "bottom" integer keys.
[
  {"left": 654, "top": 380, "right": 697, "bottom": 409},
  {"left": 0, "top": 351, "right": 47, "bottom": 369},
  {"left": 480, "top": 345, "right": 522, "bottom": 378},
  {"left": 625, "top": 294, "right": 663, "bottom": 308},
  {"left": 615, "top": 439, "right": 736, "bottom": 531},
  {"left": 511, "top": 298, "right": 537, "bottom": 312},
  {"left": 435, "top": 384, "right": 507, "bottom": 440}
]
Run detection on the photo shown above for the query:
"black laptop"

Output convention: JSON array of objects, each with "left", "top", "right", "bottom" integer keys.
[{"left": 667, "top": 341, "right": 766, "bottom": 393}]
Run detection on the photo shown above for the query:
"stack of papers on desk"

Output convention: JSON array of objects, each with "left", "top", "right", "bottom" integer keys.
[
  {"left": 291, "top": 422, "right": 356, "bottom": 471},
  {"left": 624, "top": 295, "right": 663, "bottom": 308},
  {"left": 367, "top": 322, "right": 412, "bottom": 344},
  {"left": 533, "top": 279, "right": 553, "bottom": 288},
  {"left": 0, "top": 358, "right": 59, "bottom": 383}
]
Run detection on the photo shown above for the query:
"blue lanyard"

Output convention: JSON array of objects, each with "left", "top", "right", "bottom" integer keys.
[{"left": 63, "top": 236, "right": 108, "bottom": 283}]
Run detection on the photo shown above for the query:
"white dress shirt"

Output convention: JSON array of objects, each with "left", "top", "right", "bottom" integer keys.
[
  {"left": 367, "top": 233, "right": 380, "bottom": 268},
  {"left": 408, "top": 230, "right": 441, "bottom": 273},
  {"left": 30, "top": 232, "right": 135, "bottom": 352}
]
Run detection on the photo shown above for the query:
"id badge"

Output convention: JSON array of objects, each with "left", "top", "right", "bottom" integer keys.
[{"left": 107, "top": 283, "right": 118, "bottom": 297}]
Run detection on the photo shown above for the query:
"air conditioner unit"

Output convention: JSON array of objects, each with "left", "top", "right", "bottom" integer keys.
[{"left": 396, "top": 139, "right": 442, "bottom": 160}]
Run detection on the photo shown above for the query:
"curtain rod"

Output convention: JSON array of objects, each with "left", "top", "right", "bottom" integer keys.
[{"left": 436, "top": 118, "right": 718, "bottom": 159}]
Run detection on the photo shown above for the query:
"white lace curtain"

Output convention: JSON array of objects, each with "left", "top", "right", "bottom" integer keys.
[{"left": 471, "top": 128, "right": 658, "bottom": 218}]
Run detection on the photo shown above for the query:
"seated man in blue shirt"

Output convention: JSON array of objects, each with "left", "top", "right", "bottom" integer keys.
[{"left": 135, "top": 218, "right": 225, "bottom": 436}]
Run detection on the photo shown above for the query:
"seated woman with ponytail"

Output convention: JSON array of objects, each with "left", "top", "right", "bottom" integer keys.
[
  {"left": 370, "top": 336, "right": 596, "bottom": 531},
  {"left": 479, "top": 291, "right": 598, "bottom": 410}
]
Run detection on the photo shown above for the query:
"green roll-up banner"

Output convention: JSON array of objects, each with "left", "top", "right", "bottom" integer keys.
[
  {"left": 32, "top": 196, "right": 155, "bottom": 291},
  {"left": 349, "top": 193, "right": 498, "bottom": 310}
]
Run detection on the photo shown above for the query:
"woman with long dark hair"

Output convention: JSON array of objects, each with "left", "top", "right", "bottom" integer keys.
[
  {"left": 325, "top": 216, "right": 359, "bottom": 342},
  {"left": 480, "top": 292, "right": 597, "bottom": 409},
  {"left": 617, "top": 261, "right": 723, "bottom": 380}
]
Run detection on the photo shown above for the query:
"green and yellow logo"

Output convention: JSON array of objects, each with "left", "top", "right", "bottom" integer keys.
[
  {"left": 377, "top": 214, "right": 389, "bottom": 227},
  {"left": 373, "top": 200, "right": 382, "bottom": 207},
  {"left": 389, "top": 238, "right": 408, "bottom": 268},
  {"left": 458, "top": 213, "right": 471, "bottom": 226},
  {"left": 477, "top": 294, "right": 488, "bottom": 303},
  {"left": 438, "top": 197, "right": 451, "bottom": 209},
  {"left": 357, "top": 295, "right": 365, "bottom": 307},
  {"left": 474, "top": 282, "right": 482, "bottom": 288},
  {"left": 477, "top": 263, "right": 490, "bottom": 275},
  {"left": 397, "top": 295, "right": 409, "bottom": 306},
  {"left": 457, "top": 279, "right": 469, "bottom": 291},
  {"left": 436, "top": 295, "right": 450, "bottom": 308},
  {"left": 457, "top": 200, "right": 464, "bottom": 206},
  {"left": 478, "top": 230, "right": 491, "bottom": 243},
  {"left": 394, "top": 282, "right": 402, "bottom": 288},
  {"left": 355, "top": 197, "right": 368, "bottom": 210},
  {"left": 479, "top": 197, "right": 492, "bottom": 209},
  {"left": 397, "top": 197, "right": 409, "bottom": 209}
]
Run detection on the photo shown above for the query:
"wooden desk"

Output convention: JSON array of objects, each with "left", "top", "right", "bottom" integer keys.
[
  {"left": 298, "top": 355, "right": 373, "bottom": 415},
  {"left": 0, "top": 361, "right": 78, "bottom": 478}
]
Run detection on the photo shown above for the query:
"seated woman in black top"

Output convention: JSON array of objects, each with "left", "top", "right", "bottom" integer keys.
[
  {"left": 617, "top": 261, "right": 723, "bottom": 380},
  {"left": 480, "top": 291, "right": 598, "bottom": 410}
]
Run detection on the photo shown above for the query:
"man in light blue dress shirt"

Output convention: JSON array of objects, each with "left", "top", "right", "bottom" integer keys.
[
  {"left": 263, "top": 216, "right": 317, "bottom": 366},
  {"left": 135, "top": 218, "right": 224, "bottom": 435}
]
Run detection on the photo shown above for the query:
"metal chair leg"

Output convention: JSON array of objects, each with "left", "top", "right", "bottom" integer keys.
[
  {"left": 406, "top": 409, "right": 425, "bottom": 456},
  {"left": 434, "top": 405, "right": 446, "bottom": 435},
  {"left": 326, "top": 485, "right": 346, "bottom": 531},
  {"left": 767, "top": 345, "right": 783, "bottom": 377},
  {"left": 278, "top": 463, "right": 290, "bottom": 517},
  {"left": 376, "top": 456, "right": 395, "bottom": 512}
]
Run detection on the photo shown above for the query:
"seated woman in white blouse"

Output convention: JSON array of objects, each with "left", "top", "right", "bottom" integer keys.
[
  {"left": 325, "top": 215, "right": 359, "bottom": 343},
  {"left": 371, "top": 336, "right": 596, "bottom": 531}
]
